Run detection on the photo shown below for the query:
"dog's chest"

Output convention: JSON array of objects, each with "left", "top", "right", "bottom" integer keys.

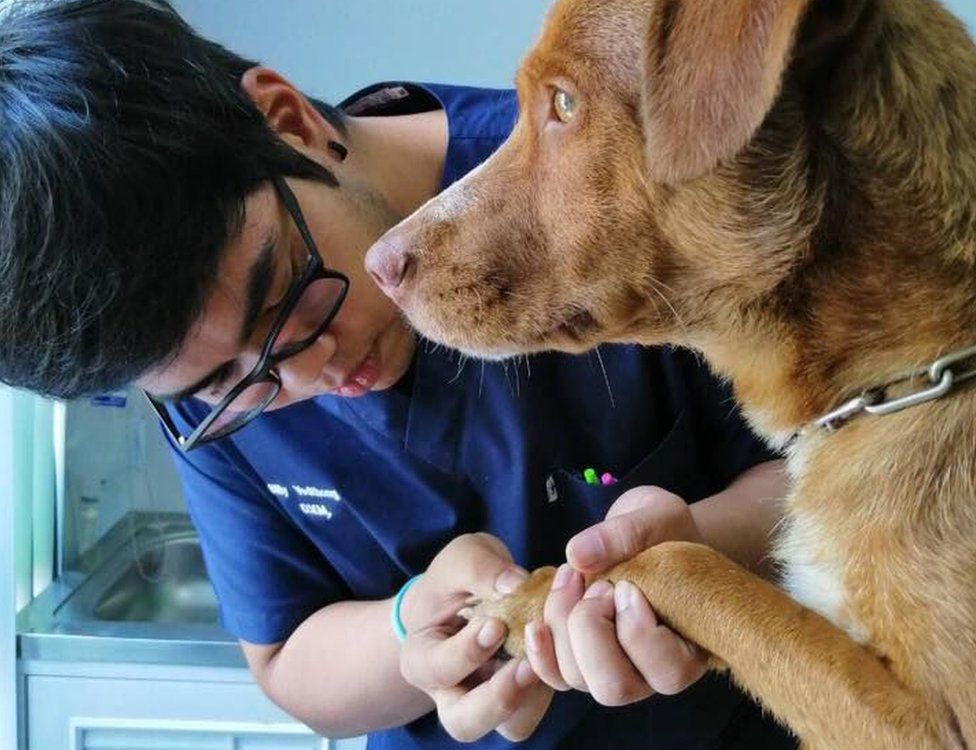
[{"left": 777, "top": 510, "right": 871, "bottom": 644}]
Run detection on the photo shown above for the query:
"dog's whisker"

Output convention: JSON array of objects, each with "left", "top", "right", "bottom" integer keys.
[
  {"left": 502, "top": 359, "right": 518, "bottom": 398},
  {"left": 449, "top": 352, "right": 469, "bottom": 384},
  {"left": 643, "top": 286, "right": 663, "bottom": 322},
  {"left": 418, "top": 333, "right": 443, "bottom": 357},
  {"left": 647, "top": 276, "right": 691, "bottom": 340},
  {"left": 593, "top": 347, "right": 616, "bottom": 409}
]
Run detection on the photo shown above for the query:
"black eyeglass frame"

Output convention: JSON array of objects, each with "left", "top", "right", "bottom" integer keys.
[{"left": 146, "top": 176, "right": 349, "bottom": 451}]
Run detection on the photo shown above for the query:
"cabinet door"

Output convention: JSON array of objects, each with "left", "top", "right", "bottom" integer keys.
[
  {"left": 71, "top": 717, "right": 324, "bottom": 750},
  {"left": 26, "top": 675, "right": 329, "bottom": 750}
]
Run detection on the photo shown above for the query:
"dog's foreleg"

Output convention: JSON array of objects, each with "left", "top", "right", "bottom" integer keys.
[{"left": 604, "top": 541, "right": 958, "bottom": 750}]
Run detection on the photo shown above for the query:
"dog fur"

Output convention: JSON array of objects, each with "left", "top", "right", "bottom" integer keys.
[{"left": 364, "top": 1, "right": 976, "bottom": 748}]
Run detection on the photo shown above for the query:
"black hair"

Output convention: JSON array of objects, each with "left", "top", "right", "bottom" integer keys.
[{"left": 0, "top": 0, "right": 345, "bottom": 398}]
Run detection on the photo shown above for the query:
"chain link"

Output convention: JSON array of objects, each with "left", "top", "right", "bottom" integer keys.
[{"left": 812, "top": 344, "right": 976, "bottom": 433}]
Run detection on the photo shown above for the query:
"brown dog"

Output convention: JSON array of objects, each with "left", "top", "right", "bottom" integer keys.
[{"left": 364, "top": 1, "right": 976, "bottom": 748}]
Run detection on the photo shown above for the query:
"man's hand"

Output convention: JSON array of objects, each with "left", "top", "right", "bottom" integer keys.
[
  {"left": 523, "top": 487, "right": 709, "bottom": 705},
  {"left": 398, "top": 533, "right": 554, "bottom": 742}
]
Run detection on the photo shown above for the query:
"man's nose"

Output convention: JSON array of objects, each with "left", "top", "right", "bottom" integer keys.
[
  {"left": 275, "top": 332, "right": 339, "bottom": 395},
  {"left": 365, "top": 226, "right": 414, "bottom": 296}
]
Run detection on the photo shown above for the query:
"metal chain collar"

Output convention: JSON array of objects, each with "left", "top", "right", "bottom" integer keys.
[{"left": 810, "top": 343, "right": 976, "bottom": 433}]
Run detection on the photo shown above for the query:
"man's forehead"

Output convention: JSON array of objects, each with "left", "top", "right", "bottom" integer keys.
[
  {"left": 136, "top": 287, "right": 240, "bottom": 397},
  {"left": 137, "top": 188, "right": 275, "bottom": 398}
]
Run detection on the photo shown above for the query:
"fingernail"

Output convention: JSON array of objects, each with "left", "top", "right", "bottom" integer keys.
[
  {"left": 583, "top": 580, "right": 613, "bottom": 600},
  {"left": 496, "top": 567, "right": 528, "bottom": 595},
  {"left": 477, "top": 619, "right": 505, "bottom": 648},
  {"left": 524, "top": 622, "right": 540, "bottom": 654},
  {"left": 568, "top": 531, "right": 606, "bottom": 569},
  {"left": 551, "top": 563, "right": 574, "bottom": 591},
  {"left": 515, "top": 658, "right": 538, "bottom": 688},
  {"left": 614, "top": 580, "right": 635, "bottom": 615}
]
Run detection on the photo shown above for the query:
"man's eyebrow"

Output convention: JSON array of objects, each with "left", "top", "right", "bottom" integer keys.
[
  {"left": 155, "top": 363, "right": 229, "bottom": 403},
  {"left": 155, "top": 232, "right": 277, "bottom": 403}
]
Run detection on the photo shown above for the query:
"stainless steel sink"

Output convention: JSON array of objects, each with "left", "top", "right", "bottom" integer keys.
[
  {"left": 18, "top": 512, "right": 241, "bottom": 668},
  {"left": 55, "top": 518, "right": 219, "bottom": 625},
  {"left": 90, "top": 534, "right": 219, "bottom": 624}
]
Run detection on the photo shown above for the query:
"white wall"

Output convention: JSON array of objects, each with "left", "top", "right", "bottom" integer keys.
[
  {"left": 946, "top": 0, "right": 975, "bottom": 30},
  {"left": 170, "top": 1, "right": 553, "bottom": 103}
]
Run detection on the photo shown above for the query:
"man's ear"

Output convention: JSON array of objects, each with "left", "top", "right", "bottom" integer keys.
[
  {"left": 642, "top": 0, "right": 813, "bottom": 184},
  {"left": 240, "top": 67, "right": 338, "bottom": 150}
]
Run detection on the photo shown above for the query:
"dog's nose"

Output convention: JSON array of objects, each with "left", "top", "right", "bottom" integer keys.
[{"left": 365, "top": 228, "right": 414, "bottom": 294}]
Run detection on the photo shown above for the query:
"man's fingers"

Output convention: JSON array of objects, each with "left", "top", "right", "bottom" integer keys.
[
  {"left": 433, "top": 658, "right": 540, "bottom": 743},
  {"left": 543, "top": 563, "right": 587, "bottom": 691},
  {"left": 566, "top": 487, "right": 692, "bottom": 573},
  {"left": 524, "top": 620, "right": 571, "bottom": 691},
  {"left": 603, "top": 485, "right": 685, "bottom": 521},
  {"left": 568, "top": 580, "right": 653, "bottom": 706},
  {"left": 439, "top": 533, "right": 528, "bottom": 600},
  {"left": 614, "top": 580, "right": 708, "bottom": 695},
  {"left": 496, "top": 680, "right": 555, "bottom": 742},
  {"left": 401, "top": 616, "right": 507, "bottom": 691}
]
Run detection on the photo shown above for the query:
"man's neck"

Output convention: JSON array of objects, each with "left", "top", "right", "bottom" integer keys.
[{"left": 345, "top": 108, "right": 449, "bottom": 219}]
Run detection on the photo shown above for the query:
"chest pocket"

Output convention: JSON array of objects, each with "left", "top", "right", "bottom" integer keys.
[{"left": 546, "top": 410, "right": 711, "bottom": 539}]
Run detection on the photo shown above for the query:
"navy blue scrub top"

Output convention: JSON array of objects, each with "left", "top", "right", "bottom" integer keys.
[{"left": 166, "top": 83, "right": 794, "bottom": 750}]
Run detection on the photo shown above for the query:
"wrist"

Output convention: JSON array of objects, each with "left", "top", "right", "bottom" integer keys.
[
  {"left": 392, "top": 575, "right": 424, "bottom": 641},
  {"left": 690, "top": 461, "right": 787, "bottom": 576}
]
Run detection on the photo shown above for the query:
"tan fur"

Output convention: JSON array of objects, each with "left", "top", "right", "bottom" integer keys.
[{"left": 370, "top": 0, "right": 976, "bottom": 747}]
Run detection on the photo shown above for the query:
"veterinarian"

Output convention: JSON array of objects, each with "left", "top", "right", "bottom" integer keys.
[{"left": 0, "top": 2, "right": 796, "bottom": 748}]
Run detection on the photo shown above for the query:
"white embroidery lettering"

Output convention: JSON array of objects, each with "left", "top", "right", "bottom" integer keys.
[
  {"left": 299, "top": 502, "right": 334, "bottom": 519},
  {"left": 292, "top": 485, "right": 342, "bottom": 502}
]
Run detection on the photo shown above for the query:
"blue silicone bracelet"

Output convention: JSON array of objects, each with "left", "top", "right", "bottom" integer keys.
[{"left": 392, "top": 575, "right": 423, "bottom": 643}]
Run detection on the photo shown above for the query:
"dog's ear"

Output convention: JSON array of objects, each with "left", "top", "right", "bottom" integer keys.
[{"left": 642, "top": 0, "right": 813, "bottom": 183}]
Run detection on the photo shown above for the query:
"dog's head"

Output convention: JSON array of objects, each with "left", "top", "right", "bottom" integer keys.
[{"left": 364, "top": 0, "right": 951, "bottom": 361}]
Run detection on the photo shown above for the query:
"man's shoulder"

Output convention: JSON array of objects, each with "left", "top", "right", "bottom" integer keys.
[
  {"left": 339, "top": 81, "right": 513, "bottom": 118},
  {"left": 340, "top": 82, "right": 440, "bottom": 116}
]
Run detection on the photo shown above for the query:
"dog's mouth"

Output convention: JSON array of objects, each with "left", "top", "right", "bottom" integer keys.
[{"left": 414, "top": 298, "right": 605, "bottom": 360}]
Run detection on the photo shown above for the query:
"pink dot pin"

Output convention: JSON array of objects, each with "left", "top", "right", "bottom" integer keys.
[{"left": 600, "top": 472, "right": 617, "bottom": 486}]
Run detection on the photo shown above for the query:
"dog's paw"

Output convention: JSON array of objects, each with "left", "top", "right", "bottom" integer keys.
[{"left": 462, "top": 566, "right": 557, "bottom": 658}]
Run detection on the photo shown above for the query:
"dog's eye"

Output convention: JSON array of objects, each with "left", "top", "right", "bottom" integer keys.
[{"left": 553, "top": 88, "right": 578, "bottom": 123}]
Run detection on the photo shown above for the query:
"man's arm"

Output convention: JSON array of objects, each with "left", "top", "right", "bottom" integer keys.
[
  {"left": 242, "top": 598, "right": 431, "bottom": 738},
  {"left": 241, "top": 534, "right": 551, "bottom": 742}
]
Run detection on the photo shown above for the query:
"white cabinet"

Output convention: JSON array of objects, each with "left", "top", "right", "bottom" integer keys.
[
  {"left": 69, "top": 717, "right": 321, "bottom": 750},
  {"left": 23, "top": 662, "right": 366, "bottom": 750}
]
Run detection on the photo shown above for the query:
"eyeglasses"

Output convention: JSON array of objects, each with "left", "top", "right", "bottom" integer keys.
[{"left": 146, "top": 176, "right": 349, "bottom": 451}]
